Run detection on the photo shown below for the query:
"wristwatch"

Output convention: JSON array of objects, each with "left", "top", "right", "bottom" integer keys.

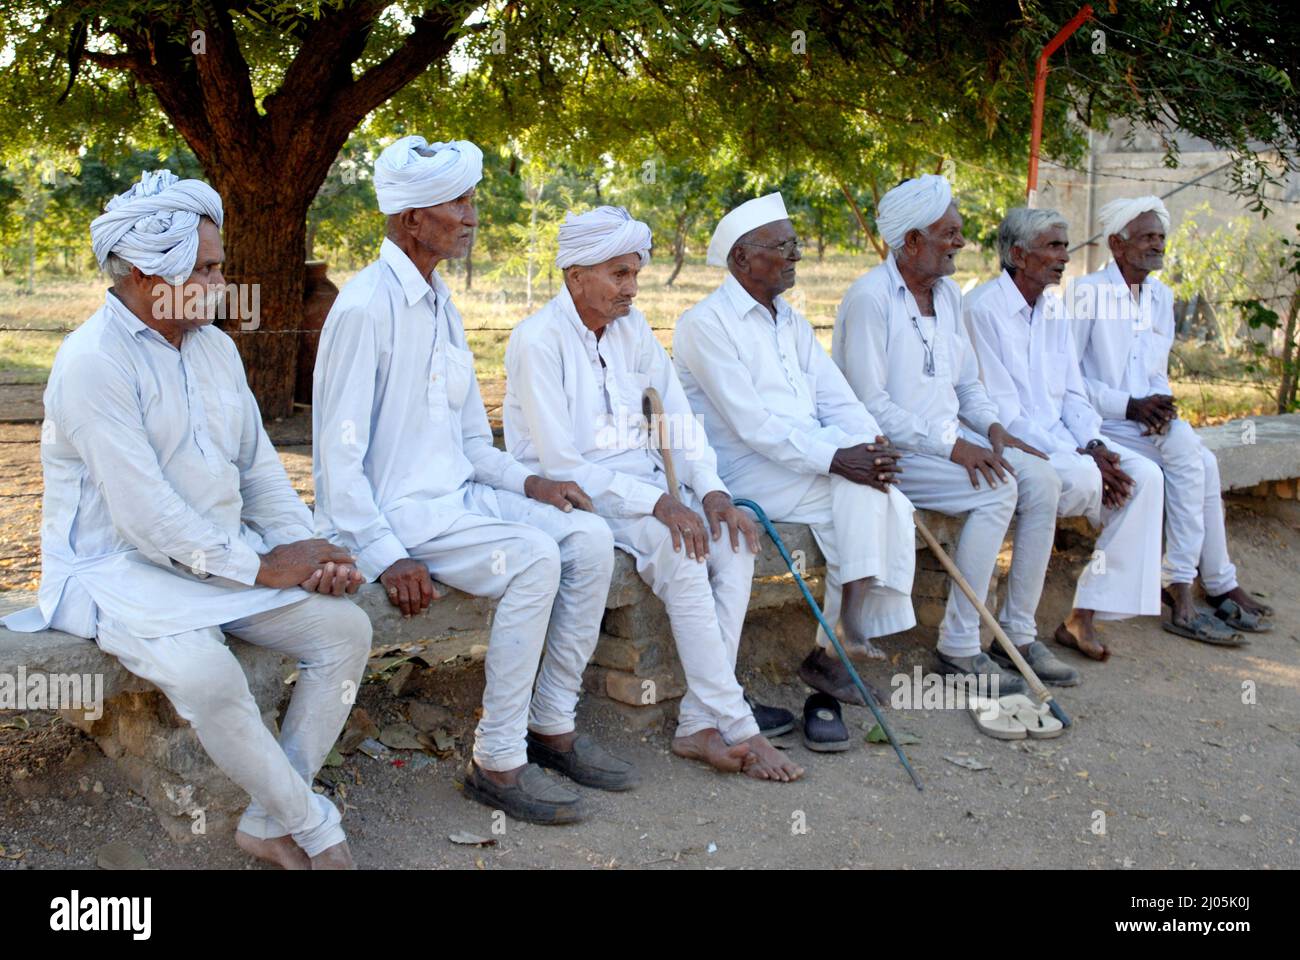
[{"left": 1085, "top": 439, "right": 1105, "bottom": 451}]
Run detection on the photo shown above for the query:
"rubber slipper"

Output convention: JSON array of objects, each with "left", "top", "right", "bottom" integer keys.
[
  {"left": 1208, "top": 598, "right": 1271, "bottom": 633},
  {"left": 745, "top": 693, "right": 795, "bottom": 738},
  {"left": 968, "top": 696, "right": 1028, "bottom": 741},
  {"left": 801, "top": 693, "right": 852, "bottom": 752},
  {"left": 1161, "top": 611, "right": 1248, "bottom": 646},
  {"left": 1053, "top": 622, "right": 1109, "bottom": 662},
  {"left": 999, "top": 694, "right": 1065, "bottom": 739}
]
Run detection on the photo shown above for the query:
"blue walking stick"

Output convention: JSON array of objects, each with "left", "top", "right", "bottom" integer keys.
[{"left": 733, "top": 498, "right": 924, "bottom": 791}]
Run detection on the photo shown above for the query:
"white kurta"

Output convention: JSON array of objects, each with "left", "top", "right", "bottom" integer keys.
[
  {"left": 1070, "top": 262, "right": 1237, "bottom": 591},
  {"left": 503, "top": 285, "right": 759, "bottom": 745},
  {"left": 2, "top": 292, "right": 310, "bottom": 639},
  {"left": 673, "top": 273, "right": 916, "bottom": 646},
  {"left": 966, "top": 271, "right": 1163, "bottom": 622},
  {"left": 834, "top": 256, "right": 1022, "bottom": 655},
  {"left": 314, "top": 240, "right": 613, "bottom": 771}
]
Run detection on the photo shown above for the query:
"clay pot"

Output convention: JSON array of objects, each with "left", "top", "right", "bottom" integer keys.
[{"left": 296, "top": 260, "right": 339, "bottom": 405}]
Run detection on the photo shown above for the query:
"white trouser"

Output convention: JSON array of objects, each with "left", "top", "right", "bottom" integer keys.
[
  {"left": 777, "top": 474, "right": 917, "bottom": 648},
  {"left": 406, "top": 482, "right": 615, "bottom": 772},
  {"left": 998, "top": 445, "right": 1164, "bottom": 643},
  {"left": 604, "top": 489, "right": 759, "bottom": 745},
  {"left": 96, "top": 593, "right": 372, "bottom": 857},
  {"left": 894, "top": 446, "right": 1019, "bottom": 657},
  {"left": 1101, "top": 418, "right": 1238, "bottom": 593}
]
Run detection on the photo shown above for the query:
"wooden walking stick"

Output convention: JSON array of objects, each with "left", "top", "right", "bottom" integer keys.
[{"left": 641, "top": 387, "right": 681, "bottom": 498}]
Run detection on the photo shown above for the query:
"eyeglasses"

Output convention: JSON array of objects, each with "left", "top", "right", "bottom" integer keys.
[{"left": 738, "top": 237, "right": 802, "bottom": 258}]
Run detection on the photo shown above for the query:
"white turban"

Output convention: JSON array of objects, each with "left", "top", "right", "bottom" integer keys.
[
  {"left": 89, "top": 170, "right": 223, "bottom": 283},
  {"left": 1098, "top": 195, "right": 1170, "bottom": 240},
  {"left": 876, "top": 174, "right": 954, "bottom": 251},
  {"left": 373, "top": 135, "right": 483, "bottom": 215},
  {"left": 555, "top": 206, "right": 651, "bottom": 268},
  {"left": 706, "top": 192, "right": 789, "bottom": 267}
]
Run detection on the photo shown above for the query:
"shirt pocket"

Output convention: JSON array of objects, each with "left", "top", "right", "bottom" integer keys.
[
  {"left": 1044, "top": 351, "right": 1072, "bottom": 409},
  {"left": 443, "top": 345, "right": 476, "bottom": 413}
]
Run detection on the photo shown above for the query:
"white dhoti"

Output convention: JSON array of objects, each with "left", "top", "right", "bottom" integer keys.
[
  {"left": 1001, "top": 445, "right": 1163, "bottom": 639},
  {"left": 403, "top": 482, "right": 615, "bottom": 771},
  {"left": 1100, "top": 418, "right": 1238, "bottom": 593},
  {"left": 603, "top": 488, "right": 759, "bottom": 745},
  {"left": 758, "top": 474, "right": 917, "bottom": 648},
  {"left": 893, "top": 437, "right": 1019, "bottom": 657},
  {"left": 96, "top": 593, "right": 372, "bottom": 857}
]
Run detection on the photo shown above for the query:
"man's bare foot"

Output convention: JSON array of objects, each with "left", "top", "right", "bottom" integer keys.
[
  {"left": 1054, "top": 617, "right": 1108, "bottom": 662},
  {"left": 1213, "top": 585, "right": 1272, "bottom": 618},
  {"left": 843, "top": 636, "right": 888, "bottom": 660},
  {"left": 671, "top": 728, "right": 751, "bottom": 773},
  {"left": 310, "top": 839, "right": 356, "bottom": 870},
  {"left": 741, "top": 735, "right": 805, "bottom": 782},
  {"left": 235, "top": 830, "right": 310, "bottom": 870}
]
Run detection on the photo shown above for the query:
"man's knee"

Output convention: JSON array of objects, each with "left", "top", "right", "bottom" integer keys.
[
  {"left": 327, "top": 597, "right": 373, "bottom": 663},
  {"left": 1161, "top": 419, "right": 1203, "bottom": 468},
  {"left": 1013, "top": 457, "right": 1062, "bottom": 515},
  {"left": 561, "top": 512, "right": 616, "bottom": 579},
  {"left": 507, "top": 531, "right": 562, "bottom": 593},
  {"left": 1199, "top": 444, "right": 1223, "bottom": 489}
]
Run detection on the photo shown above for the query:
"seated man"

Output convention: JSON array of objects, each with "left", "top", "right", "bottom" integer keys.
[
  {"left": 965, "top": 207, "right": 1165, "bottom": 664},
  {"left": 673, "top": 192, "right": 918, "bottom": 751},
  {"left": 312, "top": 137, "right": 634, "bottom": 825},
  {"left": 833, "top": 175, "right": 1076, "bottom": 691},
  {"left": 503, "top": 205, "right": 803, "bottom": 782},
  {"left": 1070, "top": 196, "right": 1269, "bottom": 643},
  {"left": 2, "top": 171, "right": 371, "bottom": 869}
]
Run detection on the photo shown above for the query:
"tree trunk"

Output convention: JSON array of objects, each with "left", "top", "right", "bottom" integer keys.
[
  {"left": 214, "top": 178, "right": 311, "bottom": 420},
  {"left": 1277, "top": 287, "right": 1300, "bottom": 414},
  {"left": 465, "top": 244, "right": 473, "bottom": 292},
  {"left": 666, "top": 212, "right": 688, "bottom": 287}
]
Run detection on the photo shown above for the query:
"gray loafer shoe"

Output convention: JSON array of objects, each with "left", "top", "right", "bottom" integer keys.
[
  {"left": 462, "top": 761, "right": 586, "bottom": 824},
  {"left": 935, "top": 650, "right": 1027, "bottom": 697},
  {"left": 526, "top": 733, "right": 640, "bottom": 791},
  {"left": 989, "top": 640, "right": 1080, "bottom": 687}
]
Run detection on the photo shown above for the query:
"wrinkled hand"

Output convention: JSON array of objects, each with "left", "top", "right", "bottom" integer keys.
[
  {"left": 300, "top": 561, "right": 364, "bottom": 596},
  {"left": 1079, "top": 443, "right": 1135, "bottom": 509},
  {"left": 989, "top": 423, "right": 1048, "bottom": 461},
  {"left": 830, "top": 435, "right": 903, "bottom": 492},
  {"left": 702, "top": 490, "right": 761, "bottom": 554},
  {"left": 257, "top": 538, "right": 355, "bottom": 590},
  {"left": 1126, "top": 394, "right": 1176, "bottom": 435},
  {"left": 950, "top": 437, "right": 1015, "bottom": 489},
  {"left": 653, "top": 494, "right": 710, "bottom": 562},
  {"left": 379, "top": 557, "right": 440, "bottom": 618},
  {"left": 524, "top": 474, "right": 594, "bottom": 513}
]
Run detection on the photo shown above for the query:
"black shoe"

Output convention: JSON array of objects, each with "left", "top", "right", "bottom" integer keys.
[
  {"left": 744, "top": 694, "right": 795, "bottom": 737},
  {"left": 934, "top": 650, "right": 1027, "bottom": 697},
  {"left": 802, "top": 693, "right": 852, "bottom": 752},
  {"left": 797, "top": 647, "right": 883, "bottom": 706},
  {"left": 526, "top": 732, "right": 640, "bottom": 791},
  {"left": 462, "top": 761, "right": 586, "bottom": 824},
  {"left": 988, "top": 640, "right": 1080, "bottom": 687}
]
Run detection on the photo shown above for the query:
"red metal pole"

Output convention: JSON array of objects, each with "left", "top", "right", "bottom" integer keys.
[{"left": 1027, "top": 5, "right": 1094, "bottom": 206}]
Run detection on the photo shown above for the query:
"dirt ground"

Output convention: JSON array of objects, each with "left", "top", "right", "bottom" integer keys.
[{"left": 1, "top": 408, "right": 1298, "bottom": 870}]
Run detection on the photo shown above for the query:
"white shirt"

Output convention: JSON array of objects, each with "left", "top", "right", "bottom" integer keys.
[
  {"left": 313, "top": 239, "right": 531, "bottom": 581},
  {"left": 673, "top": 273, "right": 880, "bottom": 510},
  {"left": 965, "top": 270, "right": 1103, "bottom": 456},
  {"left": 1068, "top": 260, "right": 1175, "bottom": 420},
  {"left": 503, "top": 283, "right": 726, "bottom": 518},
  {"left": 832, "top": 253, "right": 999, "bottom": 456},
  {"left": 2, "top": 291, "right": 309, "bottom": 639}
]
